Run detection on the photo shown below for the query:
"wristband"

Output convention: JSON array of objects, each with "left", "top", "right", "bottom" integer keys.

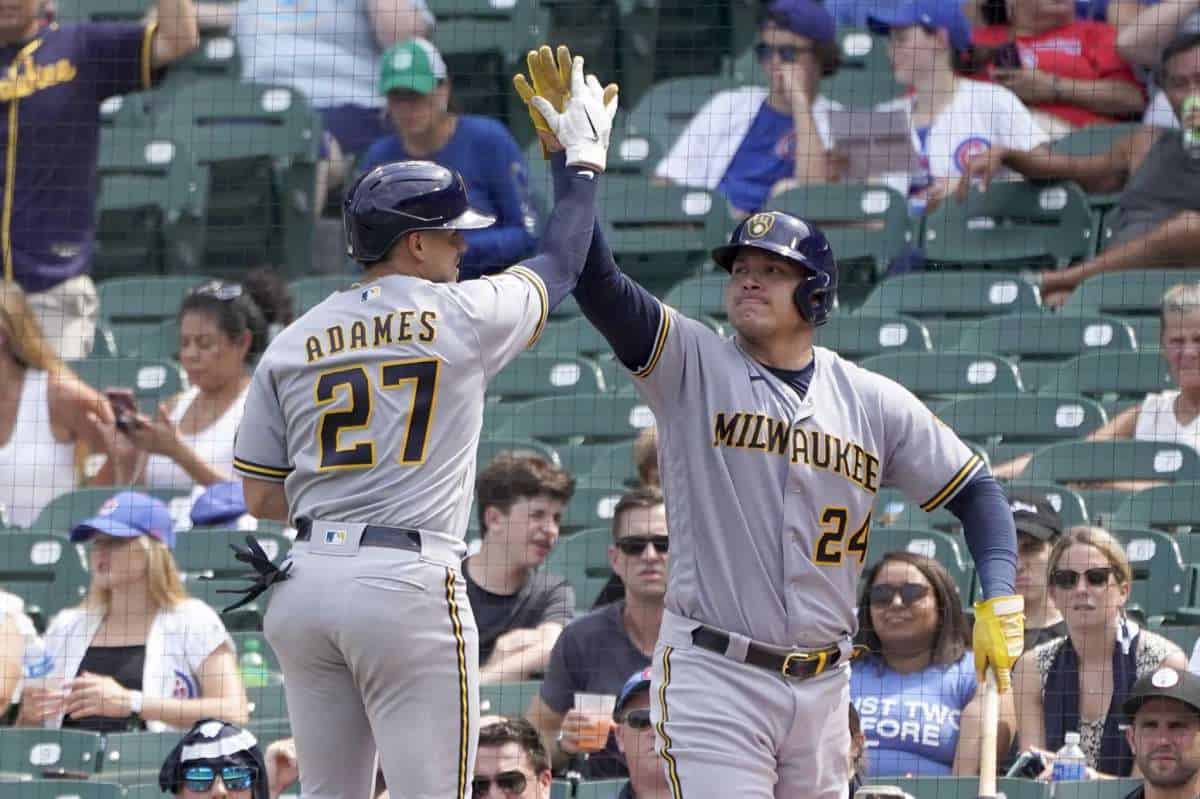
[{"left": 128, "top": 690, "right": 143, "bottom": 715}]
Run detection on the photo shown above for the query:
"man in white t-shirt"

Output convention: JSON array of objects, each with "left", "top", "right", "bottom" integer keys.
[
  {"left": 653, "top": 0, "right": 842, "bottom": 217},
  {"left": 866, "top": 0, "right": 1050, "bottom": 214}
]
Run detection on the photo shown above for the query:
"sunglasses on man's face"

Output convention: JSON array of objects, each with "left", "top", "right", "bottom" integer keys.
[
  {"left": 616, "top": 536, "right": 669, "bottom": 556},
  {"left": 868, "top": 582, "right": 931, "bottom": 608},
  {"left": 754, "top": 42, "right": 814, "bottom": 63},
  {"left": 182, "top": 765, "right": 256, "bottom": 792},
  {"left": 1050, "top": 567, "right": 1115, "bottom": 590},
  {"left": 471, "top": 770, "right": 528, "bottom": 795},
  {"left": 622, "top": 708, "right": 653, "bottom": 730}
]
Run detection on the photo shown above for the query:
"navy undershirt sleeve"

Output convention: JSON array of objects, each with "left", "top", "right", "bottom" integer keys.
[
  {"left": 519, "top": 164, "right": 598, "bottom": 309},
  {"left": 945, "top": 472, "right": 1018, "bottom": 599},
  {"left": 549, "top": 154, "right": 663, "bottom": 370}
]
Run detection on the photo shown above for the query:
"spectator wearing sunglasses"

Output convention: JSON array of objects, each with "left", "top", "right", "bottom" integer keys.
[
  {"left": 473, "top": 718, "right": 553, "bottom": 799},
  {"left": 1013, "top": 526, "right": 1186, "bottom": 778},
  {"left": 851, "top": 552, "right": 1015, "bottom": 778},
  {"left": 529, "top": 487, "right": 668, "bottom": 779},
  {"left": 90, "top": 270, "right": 293, "bottom": 491},
  {"left": 465, "top": 453, "right": 577, "bottom": 685},
  {"left": 612, "top": 667, "right": 669, "bottom": 799},
  {"left": 159, "top": 718, "right": 269, "bottom": 799},
  {"left": 653, "top": 0, "right": 842, "bottom": 217}
]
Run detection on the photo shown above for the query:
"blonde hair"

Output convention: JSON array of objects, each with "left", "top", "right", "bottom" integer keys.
[
  {"left": 85, "top": 536, "right": 188, "bottom": 613},
  {"left": 0, "top": 283, "right": 65, "bottom": 376},
  {"left": 1047, "top": 526, "right": 1133, "bottom": 586},
  {"left": 1162, "top": 282, "right": 1200, "bottom": 321}
]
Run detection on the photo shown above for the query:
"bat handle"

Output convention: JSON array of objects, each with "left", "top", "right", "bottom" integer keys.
[{"left": 978, "top": 667, "right": 1000, "bottom": 799}]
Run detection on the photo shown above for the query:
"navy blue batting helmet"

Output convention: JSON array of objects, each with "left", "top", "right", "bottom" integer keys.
[
  {"left": 343, "top": 160, "right": 495, "bottom": 264},
  {"left": 711, "top": 211, "right": 838, "bottom": 326}
]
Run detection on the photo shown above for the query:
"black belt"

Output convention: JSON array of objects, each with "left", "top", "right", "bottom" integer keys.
[
  {"left": 295, "top": 519, "right": 423, "bottom": 553},
  {"left": 692, "top": 626, "right": 845, "bottom": 680}
]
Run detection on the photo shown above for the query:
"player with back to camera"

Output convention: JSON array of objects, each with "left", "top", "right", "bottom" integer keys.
[
  {"left": 228, "top": 57, "right": 617, "bottom": 799},
  {"left": 513, "top": 45, "right": 1022, "bottom": 799}
]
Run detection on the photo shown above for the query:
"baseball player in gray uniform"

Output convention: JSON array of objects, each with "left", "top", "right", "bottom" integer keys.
[
  {"left": 230, "top": 60, "right": 617, "bottom": 799},
  {"left": 514, "top": 47, "right": 1024, "bottom": 799}
]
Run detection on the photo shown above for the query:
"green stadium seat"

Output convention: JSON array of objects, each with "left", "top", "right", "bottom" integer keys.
[
  {"left": 552, "top": 779, "right": 627, "bottom": 799},
  {"left": 475, "top": 438, "right": 563, "bottom": 471},
  {"left": 661, "top": 274, "right": 727, "bottom": 319},
  {"left": 624, "top": 75, "right": 745, "bottom": 156},
  {"left": 921, "top": 182, "right": 1097, "bottom": 269},
  {"left": 69, "top": 357, "right": 185, "bottom": 414},
  {"left": 0, "top": 532, "right": 91, "bottom": 631},
  {"left": 535, "top": 317, "right": 618, "bottom": 361},
  {"left": 152, "top": 80, "right": 322, "bottom": 277},
  {"left": 647, "top": 0, "right": 756, "bottom": 84},
  {"left": 557, "top": 440, "right": 637, "bottom": 487},
  {"left": 816, "top": 314, "right": 933, "bottom": 359},
  {"left": 0, "top": 783, "right": 121, "bottom": 799},
  {"left": 493, "top": 394, "right": 654, "bottom": 443},
  {"left": 1110, "top": 482, "right": 1200, "bottom": 532},
  {"left": 1112, "top": 528, "right": 1194, "bottom": 622},
  {"left": 953, "top": 314, "right": 1137, "bottom": 358},
  {"left": 1048, "top": 123, "right": 1137, "bottom": 215},
  {"left": 98, "top": 276, "right": 212, "bottom": 326},
  {"left": 490, "top": 354, "right": 608, "bottom": 402},
  {"left": 1037, "top": 351, "right": 1173, "bottom": 404},
  {"left": 563, "top": 484, "right": 627, "bottom": 532},
  {"left": 0, "top": 729, "right": 102, "bottom": 781},
  {"left": 289, "top": 275, "right": 356, "bottom": 315},
  {"left": 166, "top": 33, "right": 242, "bottom": 85},
  {"left": 32, "top": 487, "right": 192, "bottom": 535},
  {"left": 122, "top": 786, "right": 167, "bottom": 799},
  {"left": 1023, "top": 440, "right": 1200, "bottom": 495},
  {"left": 55, "top": 0, "right": 146, "bottom": 21},
  {"left": 172, "top": 529, "right": 291, "bottom": 581},
  {"left": 1124, "top": 315, "right": 1162, "bottom": 350},
  {"left": 99, "top": 318, "right": 179, "bottom": 360},
  {"left": 479, "top": 680, "right": 542, "bottom": 720},
  {"left": 598, "top": 176, "right": 725, "bottom": 294},
  {"left": 246, "top": 681, "right": 289, "bottom": 723},
  {"left": 935, "top": 394, "right": 1107, "bottom": 465},
  {"left": 97, "top": 731, "right": 179, "bottom": 785},
  {"left": 771, "top": 183, "right": 913, "bottom": 297},
  {"left": 96, "top": 130, "right": 208, "bottom": 278},
  {"left": 874, "top": 487, "right": 960, "bottom": 532},
  {"left": 858, "top": 272, "right": 1040, "bottom": 319},
  {"left": 865, "top": 526, "right": 975, "bottom": 604},
  {"left": 859, "top": 352, "right": 1024, "bottom": 399},
  {"left": 1147, "top": 621, "right": 1200, "bottom": 655},
  {"left": 543, "top": 527, "right": 613, "bottom": 611},
  {"left": 1062, "top": 269, "right": 1200, "bottom": 316},
  {"left": 183, "top": 579, "right": 264, "bottom": 631},
  {"left": 818, "top": 29, "right": 905, "bottom": 108}
]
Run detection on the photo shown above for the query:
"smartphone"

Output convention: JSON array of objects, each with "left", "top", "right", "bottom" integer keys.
[
  {"left": 991, "top": 41, "right": 1023, "bottom": 70},
  {"left": 1006, "top": 749, "right": 1047, "bottom": 779},
  {"left": 104, "top": 388, "right": 137, "bottom": 432}
]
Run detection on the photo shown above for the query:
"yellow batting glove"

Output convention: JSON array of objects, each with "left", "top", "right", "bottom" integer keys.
[
  {"left": 972, "top": 595, "right": 1024, "bottom": 693},
  {"left": 513, "top": 45, "right": 618, "bottom": 158}
]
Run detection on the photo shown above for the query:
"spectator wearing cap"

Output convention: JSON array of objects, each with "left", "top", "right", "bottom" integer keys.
[
  {"left": 159, "top": 718, "right": 270, "bottom": 799},
  {"left": 653, "top": 0, "right": 843, "bottom": 217},
  {"left": 190, "top": 481, "right": 255, "bottom": 531},
  {"left": 1010, "top": 492, "right": 1068, "bottom": 649},
  {"left": 971, "top": 0, "right": 1145, "bottom": 136},
  {"left": 865, "top": 0, "right": 1049, "bottom": 215},
  {"left": 0, "top": 0, "right": 198, "bottom": 359},
  {"left": 357, "top": 38, "right": 538, "bottom": 278},
  {"left": 611, "top": 667, "right": 669, "bottom": 799},
  {"left": 89, "top": 270, "right": 292, "bottom": 491},
  {"left": 18, "top": 491, "right": 248, "bottom": 732},
  {"left": 1121, "top": 666, "right": 1200, "bottom": 798},
  {"left": 473, "top": 718, "right": 553, "bottom": 799}
]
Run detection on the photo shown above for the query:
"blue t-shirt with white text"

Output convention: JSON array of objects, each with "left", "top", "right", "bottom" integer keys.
[{"left": 850, "top": 652, "right": 977, "bottom": 777}]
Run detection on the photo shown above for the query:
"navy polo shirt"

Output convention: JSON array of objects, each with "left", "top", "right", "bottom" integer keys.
[{"left": 0, "top": 22, "right": 159, "bottom": 292}]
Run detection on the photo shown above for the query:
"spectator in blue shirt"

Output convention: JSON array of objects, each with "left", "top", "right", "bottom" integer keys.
[
  {"left": 358, "top": 38, "right": 537, "bottom": 279},
  {"left": 1, "top": 0, "right": 198, "bottom": 358},
  {"left": 851, "top": 552, "right": 1015, "bottom": 778}
]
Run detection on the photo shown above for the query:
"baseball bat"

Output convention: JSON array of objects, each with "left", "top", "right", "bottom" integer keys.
[{"left": 977, "top": 668, "right": 1000, "bottom": 799}]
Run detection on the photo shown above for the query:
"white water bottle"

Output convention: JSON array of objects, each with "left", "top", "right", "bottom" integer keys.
[
  {"left": 21, "top": 638, "right": 63, "bottom": 728},
  {"left": 1051, "top": 732, "right": 1088, "bottom": 782}
]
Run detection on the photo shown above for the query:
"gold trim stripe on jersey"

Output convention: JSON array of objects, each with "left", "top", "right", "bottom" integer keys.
[
  {"left": 506, "top": 265, "right": 549, "bottom": 348},
  {"left": 140, "top": 22, "right": 158, "bottom": 90},
  {"left": 656, "top": 646, "right": 683, "bottom": 799},
  {"left": 444, "top": 568, "right": 470, "bottom": 799},
  {"left": 921, "top": 453, "right": 983, "bottom": 512},
  {"left": 232, "top": 457, "right": 293, "bottom": 480},
  {"left": 635, "top": 303, "right": 672, "bottom": 379}
]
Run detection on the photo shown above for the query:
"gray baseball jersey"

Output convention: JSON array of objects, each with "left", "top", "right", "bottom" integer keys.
[
  {"left": 233, "top": 267, "right": 548, "bottom": 541},
  {"left": 636, "top": 307, "right": 981, "bottom": 649}
]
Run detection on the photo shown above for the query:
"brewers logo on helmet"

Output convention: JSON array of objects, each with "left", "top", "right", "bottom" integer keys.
[{"left": 711, "top": 210, "right": 838, "bottom": 326}]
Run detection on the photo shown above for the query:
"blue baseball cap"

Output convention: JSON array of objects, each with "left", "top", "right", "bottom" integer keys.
[
  {"left": 613, "top": 667, "right": 653, "bottom": 721},
  {"left": 764, "top": 0, "right": 836, "bottom": 44},
  {"left": 70, "top": 491, "right": 176, "bottom": 550},
  {"left": 867, "top": 0, "right": 973, "bottom": 51},
  {"left": 190, "top": 481, "right": 248, "bottom": 528}
]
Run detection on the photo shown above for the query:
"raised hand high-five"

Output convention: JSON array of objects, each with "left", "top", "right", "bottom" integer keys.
[{"left": 514, "top": 47, "right": 618, "bottom": 170}]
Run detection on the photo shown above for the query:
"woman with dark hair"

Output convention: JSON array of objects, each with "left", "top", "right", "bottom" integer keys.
[
  {"left": 91, "top": 269, "right": 293, "bottom": 490},
  {"left": 851, "top": 552, "right": 1014, "bottom": 778}
]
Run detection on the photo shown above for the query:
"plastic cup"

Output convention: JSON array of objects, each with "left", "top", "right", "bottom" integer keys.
[{"left": 573, "top": 693, "right": 616, "bottom": 752}]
